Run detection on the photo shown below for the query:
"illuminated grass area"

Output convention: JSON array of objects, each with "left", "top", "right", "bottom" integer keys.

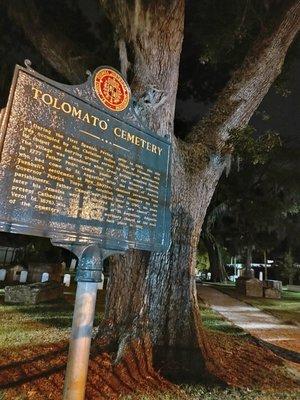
[
  {"left": 123, "top": 388, "right": 300, "bottom": 400},
  {"left": 0, "top": 288, "right": 104, "bottom": 349}
]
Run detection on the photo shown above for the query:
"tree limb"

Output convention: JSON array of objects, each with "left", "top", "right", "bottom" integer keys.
[
  {"left": 6, "top": 0, "right": 96, "bottom": 83},
  {"left": 188, "top": 1, "right": 300, "bottom": 156}
]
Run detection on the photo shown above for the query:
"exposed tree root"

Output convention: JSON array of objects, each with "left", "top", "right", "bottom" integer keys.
[{"left": 90, "top": 329, "right": 185, "bottom": 399}]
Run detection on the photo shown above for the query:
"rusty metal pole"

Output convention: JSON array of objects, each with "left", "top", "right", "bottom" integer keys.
[{"left": 63, "top": 245, "right": 102, "bottom": 400}]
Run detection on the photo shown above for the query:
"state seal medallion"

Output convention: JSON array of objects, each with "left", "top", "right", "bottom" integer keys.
[{"left": 94, "top": 68, "right": 130, "bottom": 112}]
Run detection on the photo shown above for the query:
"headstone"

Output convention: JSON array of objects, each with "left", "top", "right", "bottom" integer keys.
[
  {"left": 0, "top": 269, "right": 6, "bottom": 281},
  {"left": 69, "top": 259, "right": 77, "bottom": 272},
  {"left": 264, "top": 288, "right": 281, "bottom": 299},
  {"left": 41, "top": 272, "right": 49, "bottom": 282},
  {"left": 264, "top": 280, "right": 282, "bottom": 291},
  {"left": 263, "top": 280, "right": 282, "bottom": 299},
  {"left": 6, "top": 265, "right": 23, "bottom": 283},
  {"left": 27, "top": 262, "right": 62, "bottom": 283},
  {"left": 236, "top": 277, "right": 263, "bottom": 297},
  {"left": 97, "top": 273, "right": 105, "bottom": 290},
  {"left": 259, "top": 271, "right": 263, "bottom": 281},
  {"left": 4, "top": 282, "right": 63, "bottom": 304},
  {"left": 19, "top": 270, "right": 28, "bottom": 283},
  {"left": 63, "top": 274, "right": 71, "bottom": 287}
]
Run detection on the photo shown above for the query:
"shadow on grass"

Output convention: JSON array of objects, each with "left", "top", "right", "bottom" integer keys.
[
  {"left": 0, "top": 293, "right": 104, "bottom": 331},
  {"left": 0, "top": 342, "right": 67, "bottom": 400}
]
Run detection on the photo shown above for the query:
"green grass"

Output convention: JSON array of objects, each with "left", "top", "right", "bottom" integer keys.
[
  {"left": 200, "top": 303, "right": 247, "bottom": 336},
  {"left": 0, "top": 289, "right": 104, "bottom": 349},
  {"left": 122, "top": 387, "right": 300, "bottom": 400},
  {"left": 210, "top": 283, "right": 300, "bottom": 325}
]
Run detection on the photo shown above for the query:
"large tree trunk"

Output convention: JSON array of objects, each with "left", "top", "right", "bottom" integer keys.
[
  {"left": 97, "top": 0, "right": 219, "bottom": 376},
  {"left": 97, "top": 0, "right": 300, "bottom": 382},
  {"left": 96, "top": 0, "right": 220, "bottom": 380}
]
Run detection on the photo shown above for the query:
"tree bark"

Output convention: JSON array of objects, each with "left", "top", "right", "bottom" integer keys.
[
  {"left": 97, "top": 0, "right": 300, "bottom": 381},
  {"left": 97, "top": 0, "right": 217, "bottom": 379}
]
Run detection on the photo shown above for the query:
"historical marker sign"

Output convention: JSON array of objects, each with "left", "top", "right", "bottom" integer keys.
[{"left": 0, "top": 64, "right": 171, "bottom": 251}]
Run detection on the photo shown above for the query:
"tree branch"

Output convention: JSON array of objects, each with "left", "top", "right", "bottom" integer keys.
[
  {"left": 6, "top": 0, "right": 96, "bottom": 83},
  {"left": 188, "top": 1, "right": 300, "bottom": 156}
]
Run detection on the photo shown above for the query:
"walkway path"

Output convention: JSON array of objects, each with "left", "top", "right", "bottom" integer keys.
[{"left": 197, "top": 285, "right": 300, "bottom": 360}]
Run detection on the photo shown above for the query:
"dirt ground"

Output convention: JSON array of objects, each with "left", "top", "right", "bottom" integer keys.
[{"left": 0, "top": 327, "right": 299, "bottom": 400}]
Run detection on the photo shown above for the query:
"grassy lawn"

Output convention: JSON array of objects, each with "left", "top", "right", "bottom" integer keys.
[
  {"left": 0, "top": 286, "right": 105, "bottom": 349},
  {"left": 210, "top": 283, "right": 300, "bottom": 325},
  {"left": 122, "top": 388, "right": 300, "bottom": 400},
  {"left": 0, "top": 286, "right": 298, "bottom": 399},
  {"left": 200, "top": 302, "right": 247, "bottom": 336}
]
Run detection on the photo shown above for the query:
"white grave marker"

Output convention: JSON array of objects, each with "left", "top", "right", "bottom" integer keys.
[
  {"left": 97, "top": 273, "right": 105, "bottom": 290},
  {"left": 70, "top": 259, "right": 77, "bottom": 272},
  {"left": 41, "top": 272, "right": 49, "bottom": 282},
  {"left": 0, "top": 269, "right": 6, "bottom": 281},
  {"left": 259, "top": 271, "right": 263, "bottom": 281},
  {"left": 63, "top": 274, "right": 71, "bottom": 287},
  {"left": 19, "top": 270, "right": 28, "bottom": 283}
]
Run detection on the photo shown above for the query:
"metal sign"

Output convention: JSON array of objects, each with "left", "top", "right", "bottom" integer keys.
[{"left": 0, "top": 64, "right": 171, "bottom": 252}]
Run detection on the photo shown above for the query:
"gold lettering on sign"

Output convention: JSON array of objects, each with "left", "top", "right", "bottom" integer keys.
[
  {"left": 9, "top": 121, "right": 161, "bottom": 231},
  {"left": 31, "top": 86, "right": 163, "bottom": 156},
  {"left": 113, "top": 127, "right": 162, "bottom": 156}
]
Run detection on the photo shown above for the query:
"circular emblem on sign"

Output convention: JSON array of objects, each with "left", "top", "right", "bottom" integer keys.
[{"left": 94, "top": 68, "right": 130, "bottom": 112}]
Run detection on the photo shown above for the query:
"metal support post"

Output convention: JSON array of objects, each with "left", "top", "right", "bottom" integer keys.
[{"left": 63, "top": 244, "right": 103, "bottom": 400}]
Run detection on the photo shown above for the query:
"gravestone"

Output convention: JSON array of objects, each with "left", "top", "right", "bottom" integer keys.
[
  {"left": 0, "top": 269, "right": 6, "bottom": 281},
  {"left": 41, "top": 272, "right": 49, "bottom": 282},
  {"left": 6, "top": 265, "right": 24, "bottom": 283},
  {"left": 69, "top": 259, "right": 77, "bottom": 272},
  {"left": 19, "top": 270, "right": 28, "bottom": 283},
  {"left": 27, "top": 262, "right": 63, "bottom": 283},
  {"left": 4, "top": 282, "right": 63, "bottom": 304},
  {"left": 264, "top": 279, "right": 282, "bottom": 291},
  {"left": 63, "top": 274, "right": 71, "bottom": 287},
  {"left": 236, "top": 277, "right": 263, "bottom": 297},
  {"left": 97, "top": 273, "right": 105, "bottom": 290},
  {"left": 263, "top": 280, "right": 282, "bottom": 299}
]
